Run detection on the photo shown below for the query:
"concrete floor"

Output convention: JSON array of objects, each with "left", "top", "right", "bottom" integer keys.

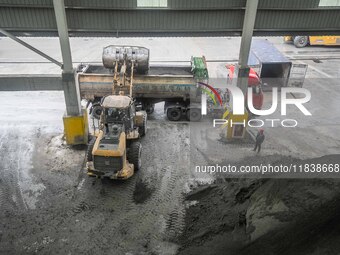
[
  {"left": 1, "top": 37, "right": 340, "bottom": 254},
  {"left": 1, "top": 36, "right": 339, "bottom": 159},
  {"left": 255, "top": 74, "right": 340, "bottom": 159}
]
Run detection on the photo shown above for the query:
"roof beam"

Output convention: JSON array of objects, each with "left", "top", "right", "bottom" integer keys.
[
  {"left": 0, "top": 75, "right": 62, "bottom": 91},
  {"left": 1, "top": 2, "right": 340, "bottom": 37}
]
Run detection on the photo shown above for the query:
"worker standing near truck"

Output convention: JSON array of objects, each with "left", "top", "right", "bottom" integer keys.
[{"left": 253, "top": 129, "right": 265, "bottom": 153}]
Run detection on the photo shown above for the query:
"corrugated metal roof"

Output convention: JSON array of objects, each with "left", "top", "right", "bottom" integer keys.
[{"left": 1, "top": 0, "right": 340, "bottom": 37}]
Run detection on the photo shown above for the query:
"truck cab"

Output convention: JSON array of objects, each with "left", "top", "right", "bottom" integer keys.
[{"left": 226, "top": 65, "right": 264, "bottom": 110}]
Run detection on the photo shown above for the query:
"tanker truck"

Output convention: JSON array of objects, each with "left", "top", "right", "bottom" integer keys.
[{"left": 77, "top": 45, "right": 263, "bottom": 122}]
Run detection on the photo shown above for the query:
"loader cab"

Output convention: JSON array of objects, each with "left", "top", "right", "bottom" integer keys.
[
  {"left": 101, "top": 95, "right": 135, "bottom": 132},
  {"left": 226, "top": 65, "right": 264, "bottom": 110}
]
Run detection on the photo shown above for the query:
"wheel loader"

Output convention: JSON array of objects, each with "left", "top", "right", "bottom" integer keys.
[{"left": 86, "top": 46, "right": 147, "bottom": 179}]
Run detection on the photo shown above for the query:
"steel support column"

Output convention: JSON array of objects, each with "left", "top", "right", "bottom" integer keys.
[
  {"left": 53, "top": 0, "right": 87, "bottom": 145},
  {"left": 53, "top": 0, "right": 80, "bottom": 116},
  {"left": 237, "top": 0, "right": 259, "bottom": 95}
]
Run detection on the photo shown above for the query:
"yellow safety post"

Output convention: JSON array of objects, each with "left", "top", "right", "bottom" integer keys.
[
  {"left": 283, "top": 36, "right": 293, "bottom": 43},
  {"left": 63, "top": 108, "right": 89, "bottom": 145},
  {"left": 225, "top": 112, "right": 249, "bottom": 140}
]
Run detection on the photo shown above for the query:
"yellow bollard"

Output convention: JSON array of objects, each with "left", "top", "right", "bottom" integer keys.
[
  {"left": 63, "top": 108, "right": 89, "bottom": 145},
  {"left": 225, "top": 112, "right": 249, "bottom": 140}
]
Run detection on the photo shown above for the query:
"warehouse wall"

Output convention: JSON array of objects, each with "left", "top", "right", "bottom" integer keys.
[
  {"left": 0, "top": 0, "right": 329, "bottom": 9},
  {"left": 0, "top": 0, "right": 339, "bottom": 36}
]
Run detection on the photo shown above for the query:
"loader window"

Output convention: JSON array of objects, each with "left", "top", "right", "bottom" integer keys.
[
  {"left": 130, "top": 105, "right": 136, "bottom": 117},
  {"left": 106, "top": 108, "right": 128, "bottom": 123},
  {"left": 108, "top": 108, "right": 119, "bottom": 117}
]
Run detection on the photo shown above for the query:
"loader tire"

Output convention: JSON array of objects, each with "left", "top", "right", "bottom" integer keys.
[
  {"left": 87, "top": 137, "right": 96, "bottom": 162},
  {"left": 146, "top": 104, "right": 154, "bottom": 115},
  {"left": 139, "top": 113, "right": 147, "bottom": 137},
  {"left": 128, "top": 142, "right": 142, "bottom": 171},
  {"left": 294, "top": 36, "right": 309, "bottom": 48},
  {"left": 167, "top": 107, "right": 182, "bottom": 121}
]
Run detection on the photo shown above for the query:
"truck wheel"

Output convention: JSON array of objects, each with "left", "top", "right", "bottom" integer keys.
[
  {"left": 167, "top": 108, "right": 182, "bottom": 121},
  {"left": 186, "top": 108, "right": 202, "bottom": 122},
  {"left": 294, "top": 36, "right": 309, "bottom": 48},
  {"left": 138, "top": 113, "right": 147, "bottom": 137},
  {"left": 87, "top": 137, "right": 96, "bottom": 161},
  {"left": 128, "top": 142, "right": 142, "bottom": 171}
]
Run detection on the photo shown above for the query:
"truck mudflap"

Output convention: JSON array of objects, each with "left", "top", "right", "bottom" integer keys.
[{"left": 287, "top": 64, "right": 308, "bottom": 88}]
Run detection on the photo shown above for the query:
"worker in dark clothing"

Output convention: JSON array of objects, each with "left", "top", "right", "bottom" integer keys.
[{"left": 253, "top": 129, "right": 265, "bottom": 153}]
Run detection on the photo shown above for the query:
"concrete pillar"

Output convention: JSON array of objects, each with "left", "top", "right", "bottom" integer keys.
[
  {"left": 53, "top": 0, "right": 81, "bottom": 116},
  {"left": 62, "top": 72, "right": 81, "bottom": 116}
]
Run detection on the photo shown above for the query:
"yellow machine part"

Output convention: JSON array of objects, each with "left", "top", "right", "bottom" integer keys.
[
  {"left": 88, "top": 130, "right": 134, "bottom": 180},
  {"left": 63, "top": 109, "right": 89, "bottom": 145},
  {"left": 284, "top": 36, "right": 293, "bottom": 43},
  {"left": 284, "top": 36, "right": 340, "bottom": 46},
  {"left": 87, "top": 161, "right": 134, "bottom": 180},
  {"left": 134, "top": 111, "right": 144, "bottom": 126},
  {"left": 93, "top": 131, "right": 126, "bottom": 157},
  {"left": 309, "top": 36, "right": 340, "bottom": 46},
  {"left": 225, "top": 113, "right": 249, "bottom": 140}
]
